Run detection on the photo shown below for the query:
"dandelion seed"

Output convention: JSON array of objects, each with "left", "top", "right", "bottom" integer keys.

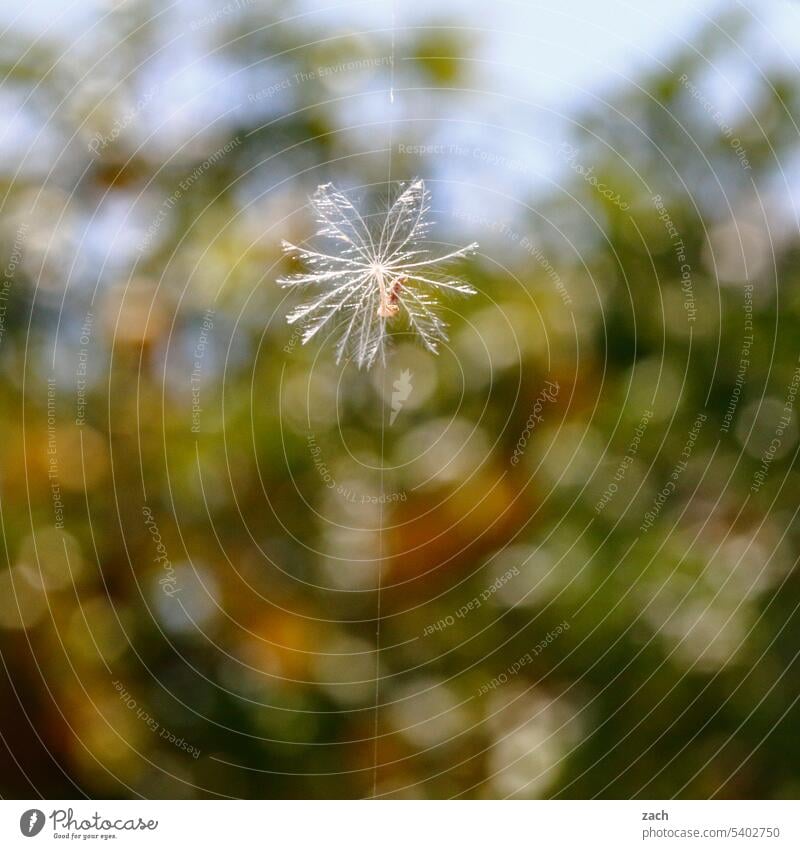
[{"left": 278, "top": 179, "right": 478, "bottom": 369}]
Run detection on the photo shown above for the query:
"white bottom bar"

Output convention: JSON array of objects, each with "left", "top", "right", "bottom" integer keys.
[{"left": 2, "top": 800, "right": 797, "bottom": 848}]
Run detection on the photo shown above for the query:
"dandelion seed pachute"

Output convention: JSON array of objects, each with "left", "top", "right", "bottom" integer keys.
[
  {"left": 375, "top": 179, "right": 432, "bottom": 264},
  {"left": 310, "top": 182, "right": 375, "bottom": 260},
  {"left": 278, "top": 178, "right": 478, "bottom": 369}
]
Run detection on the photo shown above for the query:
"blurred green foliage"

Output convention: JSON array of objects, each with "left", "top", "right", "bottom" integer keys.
[{"left": 1, "top": 3, "right": 800, "bottom": 800}]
